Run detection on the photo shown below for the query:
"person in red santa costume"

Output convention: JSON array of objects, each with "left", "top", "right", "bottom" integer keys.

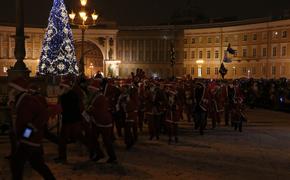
[
  {"left": 123, "top": 86, "right": 139, "bottom": 149},
  {"left": 165, "top": 87, "right": 182, "bottom": 144},
  {"left": 9, "top": 77, "right": 55, "bottom": 180},
  {"left": 87, "top": 79, "right": 117, "bottom": 163}
]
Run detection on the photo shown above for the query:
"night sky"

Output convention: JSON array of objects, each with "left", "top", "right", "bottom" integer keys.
[{"left": 0, "top": 0, "right": 290, "bottom": 26}]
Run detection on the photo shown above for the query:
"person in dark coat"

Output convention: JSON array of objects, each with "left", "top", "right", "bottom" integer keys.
[
  {"left": 54, "top": 78, "right": 92, "bottom": 163},
  {"left": 9, "top": 78, "right": 55, "bottom": 180},
  {"left": 193, "top": 82, "right": 208, "bottom": 135}
]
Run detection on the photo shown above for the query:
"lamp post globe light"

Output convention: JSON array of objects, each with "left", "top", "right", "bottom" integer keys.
[{"left": 68, "top": 0, "right": 99, "bottom": 76}]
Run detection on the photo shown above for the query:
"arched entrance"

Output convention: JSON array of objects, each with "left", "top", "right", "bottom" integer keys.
[{"left": 74, "top": 41, "right": 104, "bottom": 78}]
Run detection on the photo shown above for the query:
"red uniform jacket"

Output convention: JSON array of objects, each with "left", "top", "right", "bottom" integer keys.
[
  {"left": 90, "top": 94, "right": 113, "bottom": 126},
  {"left": 15, "top": 93, "right": 48, "bottom": 146}
]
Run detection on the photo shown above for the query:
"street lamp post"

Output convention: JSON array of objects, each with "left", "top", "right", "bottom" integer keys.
[
  {"left": 7, "top": 0, "right": 31, "bottom": 80},
  {"left": 68, "top": 0, "right": 98, "bottom": 76}
]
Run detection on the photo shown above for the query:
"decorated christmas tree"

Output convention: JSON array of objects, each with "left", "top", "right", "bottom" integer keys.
[{"left": 38, "top": 0, "right": 78, "bottom": 75}]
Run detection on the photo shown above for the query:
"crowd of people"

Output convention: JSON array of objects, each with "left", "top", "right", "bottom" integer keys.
[{"left": 7, "top": 68, "right": 290, "bottom": 179}]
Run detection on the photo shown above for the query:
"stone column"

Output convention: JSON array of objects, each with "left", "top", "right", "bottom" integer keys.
[{"left": 8, "top": 0, "right": 30, "bottom": 80}]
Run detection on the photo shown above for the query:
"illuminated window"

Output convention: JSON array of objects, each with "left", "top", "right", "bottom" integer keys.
[
  {"left": 198, "top": 67, "right": 202, "bottom": 77},
  {"left": 3, "top": 67, "right": 7, "bottom": 73}
]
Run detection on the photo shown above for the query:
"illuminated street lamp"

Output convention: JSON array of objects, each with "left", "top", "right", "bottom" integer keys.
[{"left": 68, "top": 0, "right": 99, "bottom": 75}]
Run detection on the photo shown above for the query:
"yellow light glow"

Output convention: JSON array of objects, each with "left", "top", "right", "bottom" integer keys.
[
  {"left": 82, "top": 15, "right": 88, "bottom": 22},
  {"left": 79, "top": 11, "right": 86, "bottom": 19},
  {"left": 69, "top": 11, "right": 76, "bottom": 20},
  {"left": 196, "top": 59, "right": 204, "bottom": 64},
  {"left": 91, "top": 11, "right": 99, "bottom": 21},
  {"left": 80, "top": 0, "right": 87, "bottom": 6}
]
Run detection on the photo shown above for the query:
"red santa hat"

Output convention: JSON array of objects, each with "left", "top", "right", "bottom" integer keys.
[
  {"left": 8, "top": 77, "right": 29, "bottom": 92},
  {"left": 88, "top": 79, "right": 101, "bottom": 91}
]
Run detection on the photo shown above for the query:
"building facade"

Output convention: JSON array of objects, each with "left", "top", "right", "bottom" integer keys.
[
  {"left": 184, "top": 18, "right": 290, "bottom": 79},
  {"left": 1, "top": 18, "right": 290, "bottom": 79}
]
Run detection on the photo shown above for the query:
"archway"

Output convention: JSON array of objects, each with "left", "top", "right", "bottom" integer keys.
[{"left": 74, "top": 41, "right": 104, "bottom": 78}]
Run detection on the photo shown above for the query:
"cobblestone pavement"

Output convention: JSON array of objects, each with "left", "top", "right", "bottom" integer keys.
[{"left": 1, "top": 108, "right": 290, "bottom": 180}]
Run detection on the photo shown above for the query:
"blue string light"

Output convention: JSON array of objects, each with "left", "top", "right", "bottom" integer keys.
[{"left": 38, "top": 0, "right": 79, "bottom": 75}]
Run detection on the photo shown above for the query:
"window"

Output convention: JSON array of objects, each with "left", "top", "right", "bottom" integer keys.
[
  {"left": 206, "top": 67, "right": 210, "bottom": 75},
  {"left": 272, "top": 66, "right": 276, "bottom": 75},
  {"left": 3, "top": 66, "right": 7, "bottom": 73},
  {"left": 191, "top": 51, "right": 195, "bottom": 59},
  {"left": 215, "top": 50, "right": 219, "bottom": 58},
  {"left": 272, "top": 47, "right": 277, "bottom": 56},
  {"left": 184, "top": 51, "right": 187, "bottom": 59},
  {"left": 243, "top": 49, "right": 247, "bottom": 57},
  {"left": 253, "top": 48, "right": 257, "bottom": 57},
  {"left": 192, "top": 38, "right": 196, "bottom": 44},
  {"left": 198, "top": 67, "right": 202, "bottom": 77},
  {"left": 282, "top": 31, "right": 288, "bottom": 38},
  {"left": 253, "top": 34, "right": 257, "bottom": 41},
  {"left": 263, "top": 48, "right": 267, "bottom": 57},
  {"left": 207, "top": 51, "right": 211, "bottom": 59},
  {"left": 214, "top": 67, "right": 219, "bottom": 75},
  {"left": 215, "top": 37, "right": 220, "bottom": 43},
  {"left": 184, "top": 39, "right": 188, "bottom": 44},
  {"left": 208, "top": 37, "right": 212, "bottom": 43},
  {"left": 243, "top": 35, "right": 248, "bottom": 41},
  {"left": 199, "top": 51, "right": 203, "bottom": 59},
  {"left": 282, "top": 46, "right": 287, "bottom": 56},
  {"left": 191, "top": 67, "right": 194, "bottom": 75}
]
